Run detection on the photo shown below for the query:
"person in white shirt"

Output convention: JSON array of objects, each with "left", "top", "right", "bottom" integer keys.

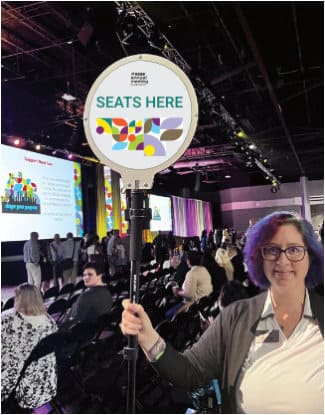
[{"left": 121, "top": 212, "right": 324, "bottom": 414}]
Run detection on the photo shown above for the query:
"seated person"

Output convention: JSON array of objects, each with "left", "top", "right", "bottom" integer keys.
[
  {"left": 61, "top": 262, "right": 113, "bottom": 328},
  {"left": 208, "top": 280, "right": 249, "bottom": 320},
  {"left": 200, "top": 249, "right": 227, "bottom": 298},
  {"left": 166, "top": 251, "right": 213, "bottom": 319},
  {"left": 171, "top": 252, "right": 190, "bottom": 287},
  {"left": 173, "top": 251, "right": 213, "bottom": 302},
  {"left": 1, "top": 284, "right": 57, "bottom": 411},
  {"left": 226, "top": 244, "right": 246, "bottom": 282}
]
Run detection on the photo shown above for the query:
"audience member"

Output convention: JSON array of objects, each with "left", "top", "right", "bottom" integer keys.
[
  {"left": 107, "top": 229, "right": 119, "bottom": 277},
  {"left": 86, "top": 234, "right": 104, "bottom": 266},
  {"left": 153, "top": 231, "right": 168, "bottom": 268},
  {"left": 23, "top": 232, "right": 41, "bottom": 289},
  {"left": 207, "top": 230, "right": 215, "bottom": 250},
  {"left": 115, "top": 236, "right": 127, "bottom": 269},
  {"left": 61, "top": 262, "right": 112, "bottom": 328},
  {"left": 208, "top": 280, "right": 249, "bottom": 320},
  {"left": 201, "top": 249, "right": 227, "bottom": 298},
  {"left": 1, "top": 284, "right": 57, "bottom": 411},
  {"left": 215, "top": 247, "right": 234, "bottom": 281},
  {"left": 173, "top": 251, "right": 212, "bottom": 302},
  {"left": 167, "top": 231, "right": 177, "bottom": 259},
  {"left": 39, "top": 240, "right": 52, "bottom": 293},
  {"left": 200, "top": 230, "right": 208, "bottom": 253},
  {"left": 121, "top": 211, "right": 324, "bottom": 414},
  {"left": 141, "top": 242, "right": 154, "bottom": 265},
  {"left": 226, "top": 244, "right": 245, "bottom": 282},
  {"left": 49, "top": 234, "right": 64, "bottom": 288},
  {"left": 170, "top": 250, "right": 190, "bottom": 287},
  {"left": 60, "top": 233, "right": 81, "bottom": 284}
]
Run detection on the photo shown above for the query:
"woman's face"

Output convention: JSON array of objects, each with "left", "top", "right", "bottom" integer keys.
[{"left": 263, "top": 224, "right": 309, "bottom": 293}]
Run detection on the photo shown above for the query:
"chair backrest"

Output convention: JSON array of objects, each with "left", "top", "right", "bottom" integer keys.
[
  {"left": 47, "top": 299, "right": 68, "bottom": 322},
  {"left": 59, "top": 283, "right": 75, "bottom": 296},
  {"left": 2, "top": 296, "right": 15, "bottom": 311},
  {"left": 43, "top": 286, "right": 59, "bottom": 300},
  {"left": 67, "top": 293, "right": 80, "bottom": 309},
  {"left": 74, "top": 279, "right": 85, "bottom": 291}
]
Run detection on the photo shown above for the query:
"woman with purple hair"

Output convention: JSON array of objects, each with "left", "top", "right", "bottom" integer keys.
[{"left": 121, "top": 212, "right": 323, "bottom": 413}]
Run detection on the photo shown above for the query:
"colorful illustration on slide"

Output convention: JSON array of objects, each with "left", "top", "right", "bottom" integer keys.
[
  {"left": 1, "top": 171, "right": 41, "bottom": 214},
  {"left": 152, "top": 206, "right": 161, "bottom": 221},
  {"left": 73, "top": 163, "right": 83, "bottom": 237}
]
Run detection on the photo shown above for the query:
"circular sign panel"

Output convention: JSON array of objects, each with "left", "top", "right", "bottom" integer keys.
[{"left": 84, "top": 54, "right": 198, "bottom": 189}]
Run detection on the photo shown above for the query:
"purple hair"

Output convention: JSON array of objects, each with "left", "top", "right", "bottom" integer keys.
[{"left": 244, "top": 211, "right": 324, "bottom": 289}]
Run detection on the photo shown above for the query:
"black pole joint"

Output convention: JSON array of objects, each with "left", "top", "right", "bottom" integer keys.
[{"left": 123, "top": 346, "right": 139, "bottom": 361}]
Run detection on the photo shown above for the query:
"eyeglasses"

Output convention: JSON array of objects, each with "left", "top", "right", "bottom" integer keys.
[{"left": 261, "top": 245, "right": 307, "bottom": 262}]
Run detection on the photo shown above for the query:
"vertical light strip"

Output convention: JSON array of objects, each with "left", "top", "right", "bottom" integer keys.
[
  {"left": 96, "top": 164, "right": 107, "bottom": 238},
  {"left": 111, "top": 170, "right": 121, "bottom": 232}
]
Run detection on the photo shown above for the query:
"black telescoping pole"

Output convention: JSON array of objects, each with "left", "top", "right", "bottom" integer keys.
[{"left": 124, "top": 188, "right": 147, "bottom": 414}]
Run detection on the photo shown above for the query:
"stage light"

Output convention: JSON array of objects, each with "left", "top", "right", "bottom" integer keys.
[
  {"left": 35, "top": 144, "right": 41, "bottom": 151},
  {"left": 62, "top": 93, "right": 76, "bottom": 102},
  {"left": 14, "top": 139, "right": 20, "bottom": 146},
  {"left": 52, "top": 150, "right": 57, "bottom": 155},
  {"left": 263, "top": 158, "right": 268, "bottom": 164},
  {"left": 68, "top": 153, "right": 73, "bottom": 159},
  {"left": 249, "top": 143, "right": 256, "bottom": 150},
  {"left": 237, "top": 130, "right": 249, "bottom": 139},
  {"left": 225, "top": 174, "right": 231, "bottom": 179}
]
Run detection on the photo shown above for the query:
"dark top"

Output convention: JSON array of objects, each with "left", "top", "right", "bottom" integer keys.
[
  {"left": 173, "top": 260, "right": 190, "bottom": 287},
  {"left": 201, "top": 259, "right": 227, "bottom": 296},
  {"left": 230, "top": 253, "right": 245, "bottom": 282},
  {"left": 69, "top": 286, "right": 113, "bottom": 324},
  {"left": 154, "top": 289, "right": 323, "bottom": 413}
]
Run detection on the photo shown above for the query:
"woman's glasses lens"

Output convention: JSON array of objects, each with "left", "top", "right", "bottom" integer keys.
[{"left": 261, "top": 246, "right": 305, "bottom": 261}]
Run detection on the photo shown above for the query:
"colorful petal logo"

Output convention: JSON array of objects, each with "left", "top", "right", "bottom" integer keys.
[{"left": 96, "top": 117, "right": 183, "bottom": 156}]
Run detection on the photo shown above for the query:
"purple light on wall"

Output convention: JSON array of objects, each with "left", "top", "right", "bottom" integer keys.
[{"left": 172, "top": 196, "right": 213, "bottom": 237}]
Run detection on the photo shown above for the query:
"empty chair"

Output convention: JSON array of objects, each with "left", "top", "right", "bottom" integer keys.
[
  {"left": 2, "top": 296, "right": 15, "bottom": 312},
  {"left": 74, "top": 279, "right": 85, "bottom": 292},
  {"left": 57, "top": 283, "right": 75, "bottom": 300},
  {"left": 47, "top": 298, "right": 68, "bottom": 322},
  {"left": 43, "top": 286, "right": 59, "bottom": 301}
]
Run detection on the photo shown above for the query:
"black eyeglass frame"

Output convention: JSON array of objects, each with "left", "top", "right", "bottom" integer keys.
[{"left": 261, "top": 245, "right": 307, "bottom": 262}]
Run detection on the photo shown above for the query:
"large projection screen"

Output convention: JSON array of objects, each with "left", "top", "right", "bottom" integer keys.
[
  {"left": 1, "top": 145, "right": 83, "bottom": 241},
  {"left": 149, "top": 194, "right": 173, "bottom": 232}
]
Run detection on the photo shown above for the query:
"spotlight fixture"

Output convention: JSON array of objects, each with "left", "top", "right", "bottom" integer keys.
[
  {"left": 62, "top": 93, "right": 76, "bottom": 102},
  {"left": 249, "top": 143, "right": 256, "bottom": 150},
  {"left": 225, "top": 174, "right": 231, "bottom": 179},
  {"left": 237, "top": 130, "right": 249, "bottom": 139},
  {"left": 35, "top": 144, "right": 41, "bottom": 151},
  {"left": 68, "top": 153, "right": 73, "bottom": 160},
  {"left": 14, "top": 139, "right": 20, "bottom": 146},
  {"left": 271, "top": 179, "right": 280, "bottom": 193}
]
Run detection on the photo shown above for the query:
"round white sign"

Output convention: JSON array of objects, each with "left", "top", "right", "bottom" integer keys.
[{"left": 84, "top": 54, "right": 198, "bottom": 189}]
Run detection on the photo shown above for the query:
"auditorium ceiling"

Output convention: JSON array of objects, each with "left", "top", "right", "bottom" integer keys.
[{"left": 2, "top": 1, "right": 323, "bottom": 193}]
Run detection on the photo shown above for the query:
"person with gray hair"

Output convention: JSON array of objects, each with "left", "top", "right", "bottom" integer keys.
[{"left": 23, "top": 231, "right": 41, "bottom": 289}]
